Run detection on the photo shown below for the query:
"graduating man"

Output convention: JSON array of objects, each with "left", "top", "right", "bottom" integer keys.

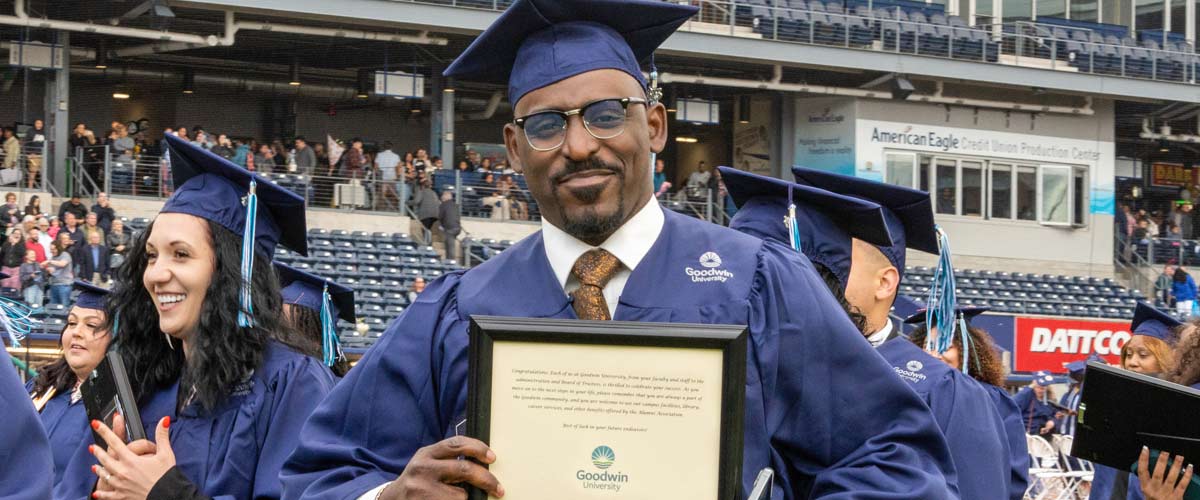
[
  {"left": 723, "top": 167, "right": 1009, "bottom": 500},
  {"left": 281, "top": 1, "right": 958, "bottom": 499}
]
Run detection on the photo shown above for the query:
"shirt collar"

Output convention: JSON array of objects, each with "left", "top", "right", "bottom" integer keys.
[
  {"left": 866, "top": 318, "right": 894, "bottom": 347},
  {"left": 542, "top": 196, "right": 665, "bottom": 290}
]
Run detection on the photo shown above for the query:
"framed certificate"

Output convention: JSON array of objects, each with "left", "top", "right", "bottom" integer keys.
[{"left": 467, "top": 315, "right": 747, "bottom": 500}]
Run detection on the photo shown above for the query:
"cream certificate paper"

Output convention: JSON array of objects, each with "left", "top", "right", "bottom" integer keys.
[{"left": 486, "top": 340, "right": 725, "bottom": 499}]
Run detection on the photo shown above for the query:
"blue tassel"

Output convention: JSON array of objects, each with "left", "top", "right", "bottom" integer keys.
[
  {"left": 785, "top": 186, "right": 802, "bottom": 252},
  {"left": 238, "top": 180, "right": 259, "bottom": 328},
  {"left": 319, "top": 283, "right": 342, "bottom": 367},
  {"left": 0, "top": 296, "right": 41, "bottom": 348},
  {"left": 924, "top": 226, "right": 959, "bottom": 363},
  {"left": 957, "top": 315, "right": 971, "bottom": 375},
  {"left": 111, "top": 312, "right": 120, "bottom": 340}
]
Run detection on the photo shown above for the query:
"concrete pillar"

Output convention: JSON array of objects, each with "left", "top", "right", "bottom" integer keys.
[{"left": 47, "top": 31, "right": 70, "bottom": 195}]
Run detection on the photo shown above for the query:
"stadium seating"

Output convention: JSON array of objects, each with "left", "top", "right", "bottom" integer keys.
[{"left": 899, "top": 266, "right": 1145, "bottom": 319}]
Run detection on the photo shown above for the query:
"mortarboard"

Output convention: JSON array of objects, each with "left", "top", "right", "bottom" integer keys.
[
  {"left": 443, "top": 0, "right": 698, "bottom": 106},
  {"left": 72, "top": 281, "right": 109, "bottom": 311},
  {"left": 275, "top": 263, "right": 354, "bottom": 367},
  {"left": 162, "top": 134, "right": 308, "bottom": 328},
  {"left": 1033, "top": 370, "right": 1056, "bottom": 386},
  {"left": 902, "top": 306, "right": 989, "bottom": 325},
  {"left": 1130, "top": 301, "right": 1183, "bottom": 345},
  {"left": 722, "top": 167, "right": 893, "bottom": 288},
  {"left": 1065, "top": 352, "right": 1104, "bottom": 377}
]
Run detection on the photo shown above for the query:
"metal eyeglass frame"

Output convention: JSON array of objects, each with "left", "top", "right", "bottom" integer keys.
[{"left": 512, "top": 97, "right": 648, "bottom": 152}]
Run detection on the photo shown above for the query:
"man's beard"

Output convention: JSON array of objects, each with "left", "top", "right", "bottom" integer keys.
[{"left": 552, "top": 158, "right": 626, "bottom": 243}]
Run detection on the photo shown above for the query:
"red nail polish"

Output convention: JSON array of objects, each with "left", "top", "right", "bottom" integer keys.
[
  {"left": 163, "top": 416, "right": 171, "bottom": 429},
  {"left": 91, "top": 465, "right": 97, "bottom": 473},
  {"left": 88, "top": 445, "right": 94, "bottom": 454},
  {"left": 91, "top": 420, "right": 100, "bottom": 430},
  {"left": 93, "top": 493, "right": 99, "bottom": 499}
]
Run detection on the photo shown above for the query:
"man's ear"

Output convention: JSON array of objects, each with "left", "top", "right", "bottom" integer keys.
[
  {"left": 646, "top": 101, "right": 668, "bottom": 154},
  {"left": 503, "top": 123, "right": 524, "bottom": 173},
  {"left": 876, "top": 266, "right": 900, "bottom": 301}
]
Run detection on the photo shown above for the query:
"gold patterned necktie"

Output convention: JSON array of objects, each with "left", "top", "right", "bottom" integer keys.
[{"left": 570, "top": 248, "right": 621, "bottom": 321}]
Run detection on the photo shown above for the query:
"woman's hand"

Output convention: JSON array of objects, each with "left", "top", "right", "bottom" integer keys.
[
  {"left": 90, "top": 416, "right": 176, "bottom": 500},
  {"left": 1138, "top": 447, "right": 1194, "bottom": 500}
]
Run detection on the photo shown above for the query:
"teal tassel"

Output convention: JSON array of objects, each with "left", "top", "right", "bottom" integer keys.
[
  {"left": 924, "top": 226, "right": 958, "bottom": 363},
  {"left": 111, "top": 312, "right": 120, "bottom": 340},
  {"left": 319, "top": 283, "right": 342, "bottom": 367},
  {"left": 0, "top": 296, "right": 41, "bottom": 348},
  {"left": 238, "top": 180, "right": 259, "bottom": 328},
  {"left": 957, "top": 315, "right": 971, "bottom": 375},
  {"left": 785, "top": 186, "right": 802, "bottom": 252}
]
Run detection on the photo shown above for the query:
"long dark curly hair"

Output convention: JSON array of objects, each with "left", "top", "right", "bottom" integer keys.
[
  {"left": 106, "top": 219, "right": 284, "bottom": 413},
  {"left": 908, "top": 324, "right": 1006, "bottom": 387},
  {"left": 30, "top": 323, "right": 77, "bottom": 398},
  {"left": 812, "top": 264, "right": 870, "bottom": 335},
  {"left": 1169, "top": 320, "right": 1200, "bottom": 387},
  {"left": 277, "top": 305, "right": 349, "bottom": 377}
]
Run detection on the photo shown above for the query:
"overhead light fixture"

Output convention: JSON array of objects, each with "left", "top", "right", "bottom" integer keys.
[
  {"left": 112, "top": 92, "right": 131, "bottom": 100},
  {"left": 664, "top": 86, "right": 677, "bottom": 113},
  {"left": 738, "top": 95, "right": 751, "bottom": 124},
  {"left": 355, "top": 69, "right": 371, "bottom": 99},
  {"left": 1159, "top": 138, "right": 1171, "bottom": 153},
  {"left": 410, "top": 101, "right": 422, "bottom": 114},
  {"left": 181, "top": 68, "right": 195, "bottom": 94},
  {"left": 891, "top": 75, "right": 914, "bottom": 101},
  {"left": 675, "top": 136, "right": 698, "bottom": 143},
  {"left": 95, "top": 39, "right": 108, "bottom": 69},
  {"left": 289, "top": 59, "right": 302, "bottom": 86},
  {"left": 444, "top": 77, "right": 455, "bottom": 93}
]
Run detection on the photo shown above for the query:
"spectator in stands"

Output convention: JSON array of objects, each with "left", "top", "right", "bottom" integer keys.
[
  {"left": 1013, "top": 371, "right": 1058, "bottom": 435},
  {"left": 294, "top": 136, "right": 316, "bottom": 176},
  {"left": 375, "top": 142, "right": 401, "bottom": 210},
  {"left": 1172, "top": 267, "right": 1197, "bottom": 317},
  {"left": 25, "top": 228, "right": 46, "bottom": 263},
  {"left": 83, "top": 212, "right": 106, "bottom": 242},
  {"left": 20, "top": 248, "right": 44, "bottom": 307},
  {"left": 233, "top": 139, "right": 250, "bottom": 168},
  {"left": 1117, "top": 203, "right": 1134, "bottom": 237},
  {"left": 407, "top": 276, "right": 426, "bottom": 304},
  {"left": 1134, "top": 218, "right": 1152, "bottom": 243},
  {"left": 479, "top": 173, "right": 511, "bottom": 220},
  {"left": 106, "top": 218, "right": 129, "bottom": 270},
  {"left": 61, "top": 211, "right": 84, "bottom": 248},
  {"left": 272, "top": 140, "right": 289, "bottom": 171},
  {"left": 653, "top": 158, "right": 667, "bottom": 193},
  {"left": 438, "top": 191, "right": 461, "bottom": 262},
  {"left": 0, "top": 192, "right": 20, "bottom": 227},
  {"left": 456, "top": 159, "right": 470, "bottom": 172},
  {"left": 57, "top": 195, "right": 87, "bottom": 222},
  {"left": 1, "top": 127, "right": 19, "bottom": 170},
  {"left": 210, "top": 134, "right": 235, "bottom": 161},
  {"left": 110, "top": 125, "right": 136, "bottom": 167},
  {"left": 1, "top": 228, "right": 24, "bottom": 289},
  {"left": 1148, "top": 212, "right": 1162, "bottom": 238},
  {"left": 341, "top": 138, "right": 367, "bottom": 179},
  {"left": 78, "top": 231, "right": 109, "bottom": 283},
  {"left": 40, "top": 217, "right": 55, "bottom": 241},
  {"left": 44, "top": 241, "right": 74, "bottom": 306},
  {"left": 23, "top": 195, "right": 42, "bottom": 219},
  {"left": 478, "top": 157, "right": 493, "bottom": 173},
  {"left": 431, "top": 156, "right": 443, "bottom": 170},
  {"left": 498, "top": 174, "right": 529, "bottom": 220},
  {"left": 686, "top": 160, "right": 710, "bottom": 194},
  {"left": 19, "top": 214, "right": 34, "bottom": 236},
  {"left": 1166, "top": 223, "right": 1183, "bottom": 240},
  {"left": 253, "top": 143, "right": 275, "bottom": 174},
  {"left": 91, "top": 192, "right": 116, "bottom": 233},
  {"left": 1159, "top": 263, "right": 1178, "bottom": 307},
  {"left": 410, "top": 178, "right": 440, "bottom": 232},
  {"left": 313, "top": 141, "right": 328, "bottom": 169},
  {"left": 25, "top": 118, "right": 44, "bottom": 188},
  {"left": 1172, "top": 201, "right": 1194, "bottom": 240},
  {"left": 413, "top": 148, "right": 429, "bottom": 173}
]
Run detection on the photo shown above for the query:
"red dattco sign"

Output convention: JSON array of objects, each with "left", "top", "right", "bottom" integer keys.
[{"left": 1013, "top": 317, "right": 1129, "bottom": 373}]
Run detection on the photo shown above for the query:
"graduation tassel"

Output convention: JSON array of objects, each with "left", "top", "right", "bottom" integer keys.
[
  {"left": 924, "top": 226, "right": 958, "bottom": 359},
  {"left": 957, "top": 314, "right": 971, "bottom": 375},
  {"left": 238, "top": 180, "right": 259, "bottom": 328},
  {"left": 0, "top": 296, "right": 41, "bottom": 348},
  {"left": 319, "top": 283, "right": 343, "bottom": 367},
  {"left": 785, "top": 186, "right": 802, "bottom": 252}
]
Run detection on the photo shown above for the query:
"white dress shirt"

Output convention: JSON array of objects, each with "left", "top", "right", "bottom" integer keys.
[
  {"left": 357, "top": 197, "right": 666, "bottom": 500},
  {"left": 866, "top": 318, "right": 894, "bottom": 348}
]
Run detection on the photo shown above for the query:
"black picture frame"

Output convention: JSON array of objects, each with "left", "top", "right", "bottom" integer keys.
[{"left": 467, "top": 315, "right": 747, "bottom": 500}]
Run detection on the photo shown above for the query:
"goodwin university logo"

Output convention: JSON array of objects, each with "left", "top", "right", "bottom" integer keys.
[{"left": 591, "top": 446, "right": 615, "bottom": 469}]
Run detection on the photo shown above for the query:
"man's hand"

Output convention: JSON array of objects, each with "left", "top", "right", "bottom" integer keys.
[
  {"left": 379, "top": 436, "right": 504, "bottom": 500},
  {"left": 1039, "top": 420, "right": 1055, "bottom": 435},
  {"left": 1138, "top": 447, "right": 1194, "bottom": 500}
]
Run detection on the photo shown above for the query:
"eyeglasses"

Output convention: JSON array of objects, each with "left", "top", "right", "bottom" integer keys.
[{"left": 513, "top": 97, "right": 648, "bottom": 152}]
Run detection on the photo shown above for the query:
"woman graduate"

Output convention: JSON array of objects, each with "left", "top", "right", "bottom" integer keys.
[
  {"left": 85, "top": 134, "right": 336, "bottom": 500},
  {"left": 1, "top": 277, "right": 52, "bottom": 499},
  {"left": 274, "top": 262, "right": 354, "bottom": 377},
  {"left": 907, "top": 308, "right": 1031, "bottom": 500},
  {"left": 26, "top": 281, "right": 112, "bottom": 497}
]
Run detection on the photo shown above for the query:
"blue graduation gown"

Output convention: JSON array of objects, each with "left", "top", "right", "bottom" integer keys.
[
  {"left": 982, "top": 384, "right": 1031, "bottom": 500},
  {"left": 1, "top": 363, "right": 53, "bottom": 499},
  {"left": 24, "top": 381, "right": 95, "bottom": 499},
  {"left": 128, "top": 342, "right": 334, "bottom": 500},
  {"left": 281, "top": 209, "right": 959, "bottom": 500},
  {"left": 1059, "top": 385, "right": 1082, "bottom": 436},
  {"left": 1013, "top": 387, "right": 1057, "bottom": 435},
  {"left": 876, "top": 338, "right": 1008, "bottom": 500}
]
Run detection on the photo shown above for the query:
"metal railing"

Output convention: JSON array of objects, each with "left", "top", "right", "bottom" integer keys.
[
  {"left": 1114, "top": 229, "right": 1156, "bottom": 304},
  {"left": 399, "top": 0, "right": 1200, "bottom": 85},
  {"left": 0, "top": 144, "right": 50, "bottom": 193}
]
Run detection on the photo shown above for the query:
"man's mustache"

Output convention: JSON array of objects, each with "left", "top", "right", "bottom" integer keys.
[{"left": 550, "top": 158, "right": 623, "bottom": 184}]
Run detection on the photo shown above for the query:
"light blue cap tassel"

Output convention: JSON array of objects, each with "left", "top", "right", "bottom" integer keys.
[
  {"left": 924, "top": 226, "right": 970, "bottom": 373},
  {"left": 238, "top": 180, "right": 259, "bottom": 328},
  {"left": 319, "top": 282, "right": 343, "bottom": 367},
  {"left": 786, "top": 186, "right": 802, "bottom": 252},
  {"left": 0, "top": 296, "right": 41, "bottom": 348}
]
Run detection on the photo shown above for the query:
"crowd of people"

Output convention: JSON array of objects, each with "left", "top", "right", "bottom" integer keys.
[{"left": 0, "top": 192, "right": 122, "bottom": 310}]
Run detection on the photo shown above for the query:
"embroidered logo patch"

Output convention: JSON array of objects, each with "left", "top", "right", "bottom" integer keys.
[
  {"left": 687, "top": 252, "right": 733, "bottom": 283},
  {"left": 699, "top": 252, "right": 722, "bottom": 268},
  {"left": 906, "top": 360, "right": 924, "bottom": 372}
]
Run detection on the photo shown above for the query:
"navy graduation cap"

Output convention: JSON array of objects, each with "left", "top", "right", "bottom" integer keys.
[
  {"left": 1130, "top": 301, "right": 1183, "bottom": 345},
  {"left": 443, "top": 0, "right": 698, "bottom": 106},
  {"left": 275, "top": 262, "right": 354, "bottom": 367},
  {"left": 902, "top": 306, "right": 989, "bottom": 325},
  {"left": 1033, "top": 370, "right": 1056, "bottom": 387},
  {"left": 1064, "top": 352, "right": 1103, "bottom": 377},
  {"left": 72, "top": 281, "right": 109, "bottom": 311},
  {"left": 162, "top": 134, "right": 308, "bottom": 328},
  {"left": 721, "top": 166, "right": 893, "bottom": 288}
]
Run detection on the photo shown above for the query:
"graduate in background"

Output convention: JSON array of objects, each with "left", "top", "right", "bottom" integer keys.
[
  {"left": 274, "top": 262, "right": 354, "bottom": 377},
  {"left": 1058, "top": 353, "right": 1103, "bottom": 438},
  {"left": 26, "top": 281, "right": 111, "bottom": 498},
  {"left": 907, "top": 307, "right": 1031, "bottom": 500},
  {"left": 1013, "top": 370, "right": 1059, "bottom": 436},
  {"left": 722, "top": 166, "right": 1010, "bottom": 500},
  {"left": 82, "top": 134, "right": 336, "bottom": 500},
  {"left": 2, "top": 334, "right": 53, "bottom": 498},
  {"left": 281, "top": 1, "right": 960, "bottom": 499}
]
